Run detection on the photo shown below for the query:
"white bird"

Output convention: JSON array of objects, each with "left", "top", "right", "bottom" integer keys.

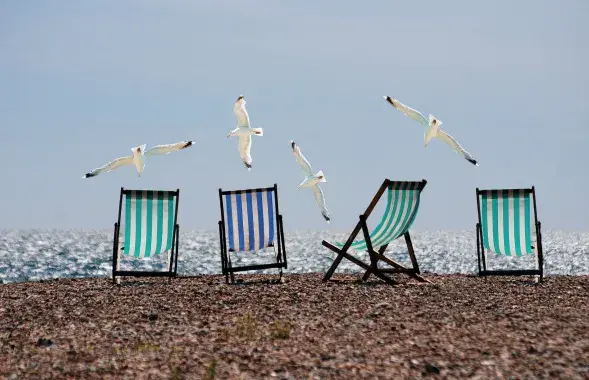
[
  {"left": 226, "top": 95, "right": 263, "bottom": 170},
  {"left": 291, "top": 140, "right": 331, "bottom": 223},
  {"left": 384, "top": 96, "right": 479, "bottom": 166},
  {"left": 83, "top": 144, "right": 146, "bottom": 178},
  {"left": 145, "top": 140, "right": 195, "bottom": 156}
]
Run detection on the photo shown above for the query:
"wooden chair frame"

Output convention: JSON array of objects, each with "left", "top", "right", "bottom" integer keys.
[{"left": 322, "top": 179, "right": 430, "bottom": 285}]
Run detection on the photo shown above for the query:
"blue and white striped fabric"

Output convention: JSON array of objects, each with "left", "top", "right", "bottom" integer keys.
[
  {"left": 122, "top": 190, "right": 176, "bottom": 258},
  {"left": 224, "top": 189, "right": 276, "bottom": 252}
]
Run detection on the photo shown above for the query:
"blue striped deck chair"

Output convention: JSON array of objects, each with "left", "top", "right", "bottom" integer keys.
[
  {"left": 322, "top": 179, "right": 429, "bottom": 285},
  {"left": 218, "top": 184, "right": 287, "bottom": 284},
  {"left": 476, "top": 187, "right": 544, "bottom": 282},
  {"left": 112, "top": 188, "right": 180, "bottom": 283}
]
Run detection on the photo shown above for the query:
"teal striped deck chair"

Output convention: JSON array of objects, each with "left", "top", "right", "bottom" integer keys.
[
  {"left": 112, "top": 188, "right": 180, "bottom": 283},
  {"left": 476, "top": 187, "right": 544, "bottom": 282},
  {"left": 322, "top": 179, "right": 429, "bottom": 285},
  {"left": 218, "top": 184, "right": 287, "bottom": 284}
]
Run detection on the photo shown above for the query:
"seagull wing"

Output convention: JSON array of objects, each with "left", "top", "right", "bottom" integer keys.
[
  {"left": 84, "top": 155, "right": 134, "bottom": 178},
  {"left": 238, "top": 135, "right": 252, "bottom": 169},
  {"left": 145, "top": 141, "right": 194, "bottom": 156},
  {"left": 234, "top": 96, "right": 250, "bottom": 128},
  {"left": 312, "top": 185, "right": 331, "bottom": 223},
  {"left": 384, "top": 96, "right": 429, "bottom": 127},
  {"left": 436, "top": 129, "right": 479, "bottom": 166},
  {"left": 291, "top": 141, "right": 313, "bottom": 176}
]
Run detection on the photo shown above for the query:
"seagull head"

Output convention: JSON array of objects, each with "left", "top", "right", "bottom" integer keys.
[
  {"left": 290, "top": 140, "right": 300, "bottom": 155},
  {"left": 383, "top": 96, "right": 395, "bottom": 106},
  {"left": 428, "top": 114, "right": 442, "bottom": 127}
]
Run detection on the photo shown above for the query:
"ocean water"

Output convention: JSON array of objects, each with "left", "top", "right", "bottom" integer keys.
[{"left": 0, "top": 230, "right": 587, "bottom": 284}]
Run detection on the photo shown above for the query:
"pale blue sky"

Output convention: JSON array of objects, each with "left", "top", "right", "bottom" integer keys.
[{"left": 0, "top": 0, "right": 587, "bottom": 231}]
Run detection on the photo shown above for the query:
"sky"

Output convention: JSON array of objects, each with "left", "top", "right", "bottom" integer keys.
[{"left": 0, "top": 0, "right": 587, "bottom": 232}]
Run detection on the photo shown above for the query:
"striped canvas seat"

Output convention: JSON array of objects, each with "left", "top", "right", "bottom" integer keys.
[
  {"left": 335, "top": 181, "right": 424, "bottom": 251},
  {"left": 218, "top": 184, "right": 287, "bottom": 283},
  {"left": 222, "top": 188, "right": 276, "bottom": 252},
  {"left": 122, "top": 190, "right": 177, "bottom": 258},
  {"left": 475, "top": 186, "right": 543, "bottom": 281},
  {"left": 478, "top": 189, "right": 536, "bottom": 256},
  {"left": 112, "top": 188, "right": 180, "bottom": 283}
]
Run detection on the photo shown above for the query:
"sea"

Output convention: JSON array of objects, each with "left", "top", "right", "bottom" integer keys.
[{"left": 0, "top": 230, "right": 587, "bottom": 284}]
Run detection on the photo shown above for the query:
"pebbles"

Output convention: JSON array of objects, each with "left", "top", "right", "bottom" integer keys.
[{"left": 0, "top": 273, "right": 588, "bottom": 379}]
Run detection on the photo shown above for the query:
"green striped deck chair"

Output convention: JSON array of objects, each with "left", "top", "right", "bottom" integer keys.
[
  {"left": 112, "top": 188, "right": 180, "bottom": 283},
  {"left": 321, "top": 179, "right": 430, "bottom": 285},
  {"left": 476, "top": 187, "right": 544, "bottom": 281}
]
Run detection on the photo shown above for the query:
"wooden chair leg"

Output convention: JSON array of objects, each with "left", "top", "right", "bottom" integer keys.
[
  {"left": 404, "top": 232, "right": 420, "bottom": 274},
  {"left": 362, "top": 245, "right": 388, "bottom": 281},
  {"left": 322, "top": 241, "right": 396, "bottom": 285},
  {"left": 323, "top": 247, "right": 346, "bottom": 281},
  {"left": 367, "top": 249, "right": 431, "bottom": 283}
]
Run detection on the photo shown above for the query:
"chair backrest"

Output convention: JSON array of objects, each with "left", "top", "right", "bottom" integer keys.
[
  {"left": 337, "top": 180, "right": 426, "bottom": 251},
  {"left": 120, "top": 189, "right": 178, "bottom": 258},
  {"left": 220, "top": 185, "right": 278, "bottom": 252},
  {"left": 477, "top": 188, "right": 537, "bottom": 256}
]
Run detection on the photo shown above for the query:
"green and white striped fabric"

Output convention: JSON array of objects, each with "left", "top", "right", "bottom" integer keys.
[
  {"left": 479, "top": 189, "right": 536, "bottom": 256},
  {"left": 336, "top": 182, "right": 424, "bottom": 251},
  {"left": 122, "top": 190, "right": 176, "bottom": 258}
]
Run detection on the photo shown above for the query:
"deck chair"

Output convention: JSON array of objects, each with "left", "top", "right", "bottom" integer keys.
[
  {"left": 476, "top": 187, "right": 544, "bottom": 282},
  {"left": 218, "top": 184, "right": 287, "bottom": 284},
  {"left": 322, "top": 179, "right": 429, "bottom": 285},
  {"left": 112, "top": 188, "right": 180, "bottom": 283}
]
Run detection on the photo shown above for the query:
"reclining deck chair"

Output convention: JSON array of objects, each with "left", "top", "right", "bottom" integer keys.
[
  {"left": 476, "top": 187, "right": 544, "bottom": 282},
  {"left": 322, "top": 179, "right": 429, "bottom": 285},
  {"left": 218, "top": 184, "right": 287, "bottom": 284},
  {"left": 112, "top": 188, "right": 180, "bottom": 283}
]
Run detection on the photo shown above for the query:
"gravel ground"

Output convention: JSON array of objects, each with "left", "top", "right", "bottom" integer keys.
[{"left": 1, "top": 273, "right": 588, "bottom": 379}]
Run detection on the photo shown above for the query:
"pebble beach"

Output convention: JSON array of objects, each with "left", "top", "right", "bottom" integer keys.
[{"left": 1, "top": 273, "right": 588, "bottom": 379}]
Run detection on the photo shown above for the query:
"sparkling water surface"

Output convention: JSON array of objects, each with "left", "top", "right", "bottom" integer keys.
[{"left": 0, "top": 230, "right": 587, "bottom": 284}]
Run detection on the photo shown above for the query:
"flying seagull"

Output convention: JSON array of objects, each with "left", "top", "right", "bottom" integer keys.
[
  {"left": 83, "top": 144, "right": 146, "bottom": 178},
  {"left": 383, "top": 96, "right": 479, "bottom": 166},
  {"left": 145, "top": 140, "right": 195, "bottom": 156},
  {"left": 226, "top": 95, "right": 263, "bottom": 170},
  {"left": 291, "top": 140, "right": 331, "bottom": 223}
]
